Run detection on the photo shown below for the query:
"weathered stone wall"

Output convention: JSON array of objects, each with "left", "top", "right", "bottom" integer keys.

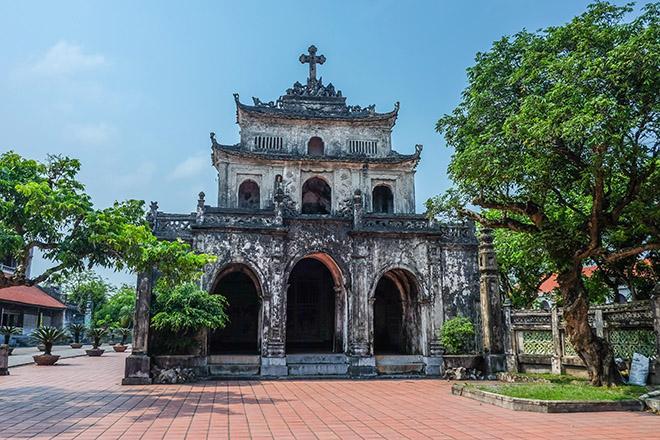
[{"left": 239, "top": 113, "right": 393, "bottom": 156}]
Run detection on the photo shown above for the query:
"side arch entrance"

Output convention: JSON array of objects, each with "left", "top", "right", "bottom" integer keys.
[
  {"left": 208, "top": 264, "right": 261, "bottom": 354},
  {"left": 372, "top": 268, "right": 423, "bottom": 354},
  {"left": 285, "top": 253, "right": 344, "bottom": 353}
]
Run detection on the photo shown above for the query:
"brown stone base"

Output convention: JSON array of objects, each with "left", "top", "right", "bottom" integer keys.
[{"left": 123, "top": 353, "right": 151, "bottom": 385}]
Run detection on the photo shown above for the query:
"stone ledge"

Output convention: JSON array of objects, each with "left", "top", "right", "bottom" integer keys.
[{"left": 451, "top": 384, "right": 645, "bottom": 413}]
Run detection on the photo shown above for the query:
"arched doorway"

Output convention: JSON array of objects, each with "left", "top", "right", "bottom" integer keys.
[
  {"left": 301, "top": 177, "right": 331, "bottom": 214},
  {"left": 373, "top": 268, "right": 422, "bottom": 355},
  {"left": 286, "top": 257, "right": 338, "bottom": 353},
  {"left": 307, "top": 136, "right": 324, "bottom": 156},
  {"left": 208, "top": 265, "right": 261, "bottom": 354},
  {"left": 238, "top": 180, "right": 260, "bottom": 209},
  {"left": 372, "top": 185, "right": 394, "bottom": 213}
]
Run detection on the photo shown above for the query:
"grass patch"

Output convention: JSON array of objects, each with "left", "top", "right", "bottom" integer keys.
[{"left": 476, "top": 382, "right": 647, "bottom": 401}]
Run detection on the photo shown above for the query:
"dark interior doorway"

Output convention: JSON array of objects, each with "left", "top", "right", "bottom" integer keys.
[
  {"left": 286, "top": 258, "right": 335, "bottom": 353},
  {"left": 208, "top": 270, "right": 260, "bottom": 354},
  {"left": 238, "top": 180, "right": 260, "bottom": 209},
  {"left": 307, "top": 136, "right": 324, "bottom": 156},
  {"left": 372, "top": 185, "right": 394, "bottom": 214},
  {"left": 373, "top": 276, "right": 404, "bottom": 354},
  {"left": 301, "top": 177, "right": 331, "bottom": 214}
]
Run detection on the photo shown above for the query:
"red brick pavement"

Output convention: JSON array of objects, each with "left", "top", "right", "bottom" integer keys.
[{"left": 1, "top": 352, "right": 658, "bottom": 439}]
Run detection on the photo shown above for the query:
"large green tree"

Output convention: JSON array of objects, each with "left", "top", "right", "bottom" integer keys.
[
  {"left": 94, "top": 285, "right": 136, "bottom": 328},
  {"left": 0, "top": 151, "right": 214, "bottom": 288},
  {"left": 429, "top": 2, "right": 659, "bottom": 385}
]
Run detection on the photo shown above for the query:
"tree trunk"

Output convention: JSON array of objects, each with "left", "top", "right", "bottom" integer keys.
[{"left": 558, "top": 263, "right": 620, "bottom": 386}]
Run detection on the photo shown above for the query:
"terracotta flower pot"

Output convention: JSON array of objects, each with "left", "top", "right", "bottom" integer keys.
[
  {"left": 86, "top": 348, "right": 105, "bottom": 357},
  {"left": 70, "top": 343, "right": 83, "bottom": 349},
  {"left": 113, "top": 344, "right": 127, "bottom": 352},
  {"left": 33, "top": 354, "right": 60, "bottom": 366}
]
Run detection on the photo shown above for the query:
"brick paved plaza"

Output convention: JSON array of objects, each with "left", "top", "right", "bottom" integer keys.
[{"left": 1, "top": 352, "right": 658, "bottom": 439}]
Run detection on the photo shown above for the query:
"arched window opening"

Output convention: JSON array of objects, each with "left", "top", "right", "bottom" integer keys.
[
  {"left": 302, "top": 177, "right": 331, "bottom": 214},
  {"left": 307, "top": 136, "right": 325, "bottom": 156},
  {"left": 372, "top": 185, "right": 394, "bottom": 213},
  {"left": 238, "top": 180, "right": 260, "bottom": 209}
]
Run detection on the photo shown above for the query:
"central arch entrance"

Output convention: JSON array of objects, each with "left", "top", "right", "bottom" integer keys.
[
  {"left": 208, "top": 265, "right": 261, "bottom": 354},
  {"left": 286, "top": 256, "right": 339, "bottom": 353},
  {"left": 373, "top": 268, "right": 422, "bottom": 355}
]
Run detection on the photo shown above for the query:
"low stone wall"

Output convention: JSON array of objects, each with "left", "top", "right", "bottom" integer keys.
[{"left": 503, "top": 298, "right": 660, "bottom": 383}]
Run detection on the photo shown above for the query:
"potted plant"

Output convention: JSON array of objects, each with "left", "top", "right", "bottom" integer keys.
[
  {"left": 68, "top": 323, "right": 86, "bottom": 349},
  {"left": 438, "top": 317, "right": 483, "bottom": 370},
  {"left": 86, "top": 327, "right": 108, "bottom": 356},
  {"left": 113, "top": 328, "right": 131, "bottom": 352},
  {"left": 0, "top": 325, "right": 22, "bottom": 355},
  {"left": 31, "top": 326, "right": 66, "bottom": 365}
]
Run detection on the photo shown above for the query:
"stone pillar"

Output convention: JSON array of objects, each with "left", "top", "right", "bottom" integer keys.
[
  {"left": 550, "top": 306, "right": 563, "bottom": 374},
  {"left": 123, "top": 270, "right": 154, "bottom": 385},
  {"left": 0, "top": 344, "right": 8, "bottom": 376},
  {"left": 651, "top": 291, "right": 660, "bottom": 385},
  {"left": 261, "top": 257, "right": 287, "bottom": 377},
  {"left": 347, "top": 239, "right": 376, "bottom": 377},
  {"left": 502, "top": 300, "right": 518, "bottom": 372},
  {"left": 478, "top": 228, "right": 506, "bottom": 373},
  {"left": 352, "top": 189, "right": 363, "bottom": 228}
]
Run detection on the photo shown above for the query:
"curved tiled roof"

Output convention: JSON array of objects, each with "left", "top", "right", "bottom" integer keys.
[{"left": 0, "top": 285, "right": 66, "bottom": 309}]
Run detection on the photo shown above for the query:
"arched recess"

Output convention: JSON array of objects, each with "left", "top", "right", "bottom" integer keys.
[
  {"left": 307, "top": 136, "right": 324, "bottom": 156},
  {"left": 238, "top": 179, "right": 260, "bottom": 209},
  {"left": 372, "top": 268, "right": 423, "bottom": 355},
  {"left": 285, "top": 252, "right": 345, "bottom": 353},
  {"left": 208, "top": 263, "right": 262, "bottom": 354},
  {"left": 372, "top": 185, "right": 394, "bottom": 213},
  {"left": 301, "top": 177, "right": 331, "bottom": 214}
]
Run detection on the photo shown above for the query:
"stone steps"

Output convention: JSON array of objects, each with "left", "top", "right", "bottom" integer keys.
[
  {"left": 207, "top": 354, "right": 260, "bottom": 377},
  {"left": 287, "top": 353, "right": 348, "bottom": 376},
  {"left": 375, "top": 355, "right": 425, "bottom": 375}
]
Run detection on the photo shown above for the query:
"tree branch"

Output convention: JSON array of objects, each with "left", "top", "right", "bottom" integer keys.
[
  {"left": 472, "top": 197, "right": 547, "bottom": 228},
  {"left": 27, "top": 262, "right": 68, "bottom": 286},
  {"left": 602, "top": 243, "right": 660, "bottom": 263},
  {"left": 458, "top": 208, "right": 539, "bottom": 233}
]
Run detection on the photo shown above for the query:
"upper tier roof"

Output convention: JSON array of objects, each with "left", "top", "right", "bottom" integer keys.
[{"left": 234, "top": 45, "right": 399, "bottom": 126}]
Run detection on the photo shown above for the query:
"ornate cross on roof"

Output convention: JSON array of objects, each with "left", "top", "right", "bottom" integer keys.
[{"left": 299, "top": 45, "right": 326, "bottom": 86}]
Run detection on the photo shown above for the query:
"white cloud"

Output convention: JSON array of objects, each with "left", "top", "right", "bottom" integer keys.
[
  {"left": 30, "top": 41, "right": 106, "bottom": 76},
  {"left": 116, "top": 161, "right": 157, "bottom": 190},
  {"left": 69, "top": 122, "right": 115, "bottom": 146},
  {"left": 169, "top": 154, "right": 209, "bottom": 180}
]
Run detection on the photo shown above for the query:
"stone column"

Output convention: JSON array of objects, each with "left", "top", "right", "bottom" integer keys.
[
  {"left": 260, "top": 254, "right": 287, "bottom": 377},
  {"left": 0, "top": 344, "right": 8, "bottom": 376},
  {"left": 550, "top": 306, "right": 563, "bottom": 374},
  {"left": 478, "top": 228, "right": 506, "bottom": 373},
  {"left": 502, "top": 299, "right": 518, "bottom": 372},
  {"left": 123, "top": 270, "right": 154, "bottom": 385},
  {"left": 651, "top": 290, "right": 660, "bottom": 385},
  {"left": 347, "top": 239, "right": 376, "bottom": 377}
]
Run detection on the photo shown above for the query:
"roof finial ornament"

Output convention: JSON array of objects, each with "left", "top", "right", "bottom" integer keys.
[{"left": 299, "top": 45, "right": 326, "bottom": 87}]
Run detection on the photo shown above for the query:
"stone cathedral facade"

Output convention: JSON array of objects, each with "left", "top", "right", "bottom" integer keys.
[{"left": 139, "top": 46, "right": 480, "bottom": 378}]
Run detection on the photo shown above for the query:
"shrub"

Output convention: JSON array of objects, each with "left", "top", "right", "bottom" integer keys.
[
  {"left": 87, "top": 327, "right": 108, "bottom": 349},
  {"left": 1, "top": 325, "right": 22, "bottom": 345},
  {"left": 438, "top": 317, "right": 475, "bottom": 354},
  {"left": 68, "top": 323, "right": 86, "bottom": 343},
  {"left": 31, "top": 327, "right": 66, "bottom": 355}
]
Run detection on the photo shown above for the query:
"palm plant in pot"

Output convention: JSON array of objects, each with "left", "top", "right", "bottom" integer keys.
[
  {"left": 0, "top": 325, "right": 22, "bottom": 355},
  {"left": 32, "top": 326, "right": 66, "bottom": 365},
  {"left": 112, "top": 328, "right": 131, "bottom": 352},
  {"left": 86, "top": 327, "right": 108, "bottom": 356},
  {"left": 68, "top": 323, "right": 86, "bottom": 349}
]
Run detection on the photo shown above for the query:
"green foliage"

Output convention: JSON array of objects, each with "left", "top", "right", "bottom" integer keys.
[
  {"left": 31, "top": 326, "right": 66, "bottom": 355},
  {"left": 476, "top": 382, "right": 647, "bottom": 401},
  {"left": 429, "top": 1, "right": 659, "bottom": 267},
  {"left": 53, "top": 270, "right": 113, "bottom": 321},
  {"left": 68, "top": 323, "right": 86, "bottom": 343},
  {"left": 438, "top": 316, "right": 476, "bottom": 354},
  {"left": 87, "top": 327, "right": 108, "bottom": 349},
  {"left": 0, "top": 151, "right": 215, "bottom": 289},
  {"left": 95, "top": 285, "right": 136, "bottom": 328},
  {"left": 151, "top": 282, "right": 228, "bottom": 334},
  {"left": 1, "top": 325, "right": 22, "bottom": 345}
]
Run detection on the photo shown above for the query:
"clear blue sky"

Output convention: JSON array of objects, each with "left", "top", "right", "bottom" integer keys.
[{"left": 0, "top": 0, "right": 633, "bottom": 285}]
